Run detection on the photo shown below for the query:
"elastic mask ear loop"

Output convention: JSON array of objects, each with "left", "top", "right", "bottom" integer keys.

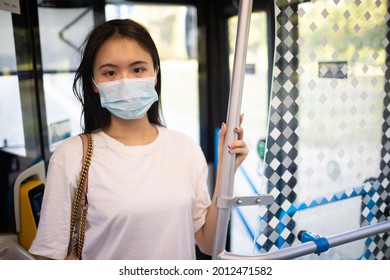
[{"left": 91, "top": 77, "right": 99, "bottom": 93}]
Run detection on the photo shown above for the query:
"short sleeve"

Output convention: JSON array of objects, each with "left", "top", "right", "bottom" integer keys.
[{"left": 29, "top": 136, "right": 82, "bottom": 259}]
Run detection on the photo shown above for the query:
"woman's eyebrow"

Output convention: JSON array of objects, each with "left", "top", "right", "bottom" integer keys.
[
  {"left": 128, "top": 60, "right": 148, "bottom": 67},
  {"left": 98, "top": 63, "right": 119, "bottom": 70},
  {"left": 98, "top": 61, "right": 148, "bottom": 70}
]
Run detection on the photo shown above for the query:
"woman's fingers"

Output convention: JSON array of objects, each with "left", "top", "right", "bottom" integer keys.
[{"left": 218, "top": 114, "right": 249, "bottom": 171}]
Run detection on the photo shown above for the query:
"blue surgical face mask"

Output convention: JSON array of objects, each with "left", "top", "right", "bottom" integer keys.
[{"left": 94, "top": 76, "right": 158, "bottom": 120}]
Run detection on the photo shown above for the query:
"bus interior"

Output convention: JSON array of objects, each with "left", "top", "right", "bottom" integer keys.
[{"left": 0, "top": 0, "right": 389, "bottom": 260}]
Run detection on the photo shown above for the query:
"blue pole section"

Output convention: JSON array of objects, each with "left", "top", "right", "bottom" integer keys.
[
  {"left": 298, "top": 230, "right": 330, "bottom": 255},
  {"left": 212, "top": 0, "right": 253, "bottom": 260}
]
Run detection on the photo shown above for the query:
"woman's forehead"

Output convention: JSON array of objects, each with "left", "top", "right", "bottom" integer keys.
[{"left": 94, "top": 37, "right": 152, "bottom": 66}]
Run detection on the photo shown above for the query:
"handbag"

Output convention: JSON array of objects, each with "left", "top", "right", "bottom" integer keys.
[{"left": 66, "top": 133, "right": 93, "bottom": 260}]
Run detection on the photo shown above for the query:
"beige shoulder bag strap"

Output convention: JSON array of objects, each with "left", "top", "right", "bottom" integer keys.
[{"left": 66, "top": 133, "right": 93, "bottom": 260}]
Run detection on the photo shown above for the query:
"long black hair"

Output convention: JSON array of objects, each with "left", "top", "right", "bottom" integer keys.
[{"left": 73, "top": 19, "right": 164, "bottom": 133}]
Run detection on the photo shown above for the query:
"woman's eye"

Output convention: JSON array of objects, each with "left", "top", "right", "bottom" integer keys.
[
  {"left": 133, "top": 68, "right": 144, "bottom": 74},
  {"left": 104, "top": 71, "right": 116, "bottom": 77}
]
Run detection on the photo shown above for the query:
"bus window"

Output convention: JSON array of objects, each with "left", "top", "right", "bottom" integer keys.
[
  {"left": 37, "top": 5, "right": 95, "bottom": 151},
  {"left": 0, "top": 10, "right": 25, "bottom": 156}
]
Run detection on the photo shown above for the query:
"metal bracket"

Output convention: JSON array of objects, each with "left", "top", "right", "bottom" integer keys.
[{"left": 216, "top": 194, "right": 275, "bottom": 209}]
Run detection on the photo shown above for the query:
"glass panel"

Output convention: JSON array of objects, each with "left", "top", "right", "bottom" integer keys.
[
  {"left": 297, "top": 0, "right": 383, "bottom": 194},
  {"left": 38, "top": 7, "right": 95, "bottom": 151},
  {"left": 0, "top": 10, "right": 25, "bottom": 155},
  {"left": 292, "top": 0, "right": 386, "bottom": 259},
  {"left": 227, "top": 12, "right": 270, "bottom": 255},
  {"left": 256, "top": 0, "right": 389, "bottom": 259},
  {"left": 105, "top": 4, "right": 200, "bottom": 143}
]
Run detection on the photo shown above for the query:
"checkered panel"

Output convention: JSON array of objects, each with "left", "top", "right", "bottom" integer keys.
[{"left": 256, "top": 0, "right": 390, "bottom": 259}]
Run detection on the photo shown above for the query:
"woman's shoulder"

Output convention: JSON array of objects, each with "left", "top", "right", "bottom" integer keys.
[{"left": 50, "top": 134, "right": 83, "bottom": 164}]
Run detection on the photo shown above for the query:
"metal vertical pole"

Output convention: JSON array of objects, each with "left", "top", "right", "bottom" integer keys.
[{"left": 212, "top": 0, "right": 253, "bottom": 260}]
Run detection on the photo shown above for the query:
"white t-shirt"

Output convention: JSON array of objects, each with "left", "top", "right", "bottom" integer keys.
[{"left": 29, "top": 126, "right": 211, "bottom": 259}]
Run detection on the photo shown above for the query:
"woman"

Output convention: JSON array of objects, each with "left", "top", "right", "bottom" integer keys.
[{"left": 29, "top": 19, "right": 248, "bottom": 260}]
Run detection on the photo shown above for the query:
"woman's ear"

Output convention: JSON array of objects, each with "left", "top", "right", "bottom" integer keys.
[{"left": 154, "top": 66, "right": 160, "bottom": 86}]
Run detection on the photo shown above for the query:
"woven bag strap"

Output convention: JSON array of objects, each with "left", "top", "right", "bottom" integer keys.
[
  {"left": 69, "top": 134, "right": 93, "bottom": 245},
  {"left": 80, "top": 133, "right": 92, "bottom": 202}
]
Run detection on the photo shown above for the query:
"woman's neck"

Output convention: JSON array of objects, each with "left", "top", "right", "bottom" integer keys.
[{"left": 103, "top": 115, "right": 158, "bottom": 146}]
